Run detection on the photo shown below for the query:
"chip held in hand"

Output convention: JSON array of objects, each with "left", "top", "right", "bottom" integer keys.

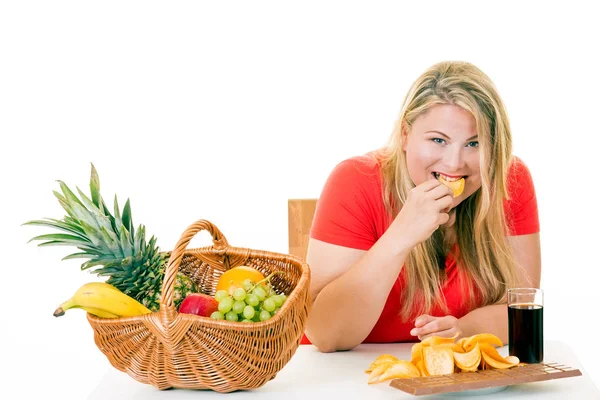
[{"left": 437, "top": 174, "right": 465, "bottom": 198}]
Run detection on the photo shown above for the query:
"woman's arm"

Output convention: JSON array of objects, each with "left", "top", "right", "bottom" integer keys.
[
  {"left": 304, "top": 235, "right": 411, "bottom": 352},
  {"left": 305, "top": 179, "right": 453, "bottom": 352},
  {"left": 411, "top": 233, "right": 542, "bottom": 343}
]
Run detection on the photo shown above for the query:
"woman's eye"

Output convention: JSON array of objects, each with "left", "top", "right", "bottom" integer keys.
[
  {"left": 432, "top": 138, "right": 445, "bottom": 144},
  {"left": 467, "top": 141, "right": 479, "bottom": 148}
]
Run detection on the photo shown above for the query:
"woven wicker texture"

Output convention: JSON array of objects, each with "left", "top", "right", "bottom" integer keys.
[
  {"left": 86, "top": 219, "right": 311, "bottom": 392},
  {"left": 389, "top": 362, "right": 582, "bottom": 396}
]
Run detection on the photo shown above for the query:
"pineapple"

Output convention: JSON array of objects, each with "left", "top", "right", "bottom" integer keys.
[{"left": 23, "top": 164, "right": 197, "bottom": 311}]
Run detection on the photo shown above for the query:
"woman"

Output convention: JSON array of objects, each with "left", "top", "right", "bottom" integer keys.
[{"left": 302, "top": 61, "right": 541, "bottom": 352}]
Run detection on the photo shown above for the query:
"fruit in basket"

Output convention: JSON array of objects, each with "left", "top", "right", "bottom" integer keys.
[
  {"left": 216, "top": 266, "right": 265, "bottom": 295},
  {"left": 54, "top": 281, "right": 152, "bottom": 318},
  {"left": 365, "top": 333, "right": 520, "bottom": 384},
  {"left": 179, "top": 293, "right": 219, "bottom": 317},
  {"left": 23, "top": 164, "right": 197, "bottom": 312},
  {"left": 210, "top": 272, "right": 287, "bottom": 322}
]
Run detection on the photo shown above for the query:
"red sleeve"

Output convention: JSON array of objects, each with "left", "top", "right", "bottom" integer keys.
[
  {"left": 504, "top": 156, "right": 540, "bottom": 236},
  {"left": 310, "top": 156, "right": 383, "bottom": 250}
]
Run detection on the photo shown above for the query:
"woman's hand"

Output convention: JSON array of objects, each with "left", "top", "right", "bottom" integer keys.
[
  {"left": 410, "top": 314, "right": 462, "bottom": 341},
  {"left": 388, "top": 179, "right": 454, "bottom": 251}
]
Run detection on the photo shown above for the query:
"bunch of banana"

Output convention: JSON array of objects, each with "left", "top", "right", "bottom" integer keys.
[{"left": 54, "top": 282, "right": 152, "bottom": 319}]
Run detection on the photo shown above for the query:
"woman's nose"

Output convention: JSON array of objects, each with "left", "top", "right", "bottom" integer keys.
[{"left": 444, "top": 146, "right": 464, "bottom": 171}]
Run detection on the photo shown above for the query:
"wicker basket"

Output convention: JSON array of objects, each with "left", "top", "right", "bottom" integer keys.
[{"left": 86, "top": 219, "right": 311, "bottom": 392}]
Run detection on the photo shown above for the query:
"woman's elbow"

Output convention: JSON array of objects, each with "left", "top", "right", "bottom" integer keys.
[{"left": 304, "top": 331, "right": 358, "bottom": 353}]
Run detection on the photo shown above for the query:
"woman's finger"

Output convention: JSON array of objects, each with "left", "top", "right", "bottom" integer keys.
[
  {"left": 414, "top": 314, "right": 435, "bottom": 328},
  {"left": 412, "top": 315, "right": 459, "bottom": 337},
  {"left": 418, "top": 327, "right": 458, "bottom": 341},
  {"left": 428, "top": 183, "right": 454, "bottom": 199}
]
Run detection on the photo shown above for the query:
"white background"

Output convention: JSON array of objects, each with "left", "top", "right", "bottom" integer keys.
[{"left": 1, "top": 1, "right": 598, "bottom": 398}]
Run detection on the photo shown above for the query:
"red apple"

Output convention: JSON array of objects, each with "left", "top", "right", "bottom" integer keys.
[{"left": 179, "top": 293, "right": 219, "bottom": 317}]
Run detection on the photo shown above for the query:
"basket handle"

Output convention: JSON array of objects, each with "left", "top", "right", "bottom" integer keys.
[{"left": 159, "top": 219, "right": 229, "bottom": 309}]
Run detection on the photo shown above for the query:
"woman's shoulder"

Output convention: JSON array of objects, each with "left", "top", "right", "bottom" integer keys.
[
  {"left": 508, "top": 155, "right": 530, "bottom": 173},
  {"left": 504, "top": 155, "right": 539, "bottom": 235},
  {"left": 312, "top": 150, "right": 389, "bottom": 249},
  {"left": 329, "top": 150, "right": 385, "bottom": 181},
  {"left": 507, "top": 155, "right": 536, "bottom": 190}
]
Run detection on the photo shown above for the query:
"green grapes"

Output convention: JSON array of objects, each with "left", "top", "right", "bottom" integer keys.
[
  {"left": 210, "top": 278, "right": 287, "bottom": 323},
  {"left": 242, "top": 279, "right": 254, "bottom": 292},
  {"left": 215, "top": 290, "right": 229, "bottom": 302},
  {"left": 263, "top": 297, "right": 276, "bottom": 312},
  {"left": 252, "top": 286, "right": 267, "bottom": 301},
  {"left": 225, "top": 311, "right": 238, "bottom": 322},
  {"left": 218, "top": 296, "right": 234, "bottom": 314},
  {"left": 245, "top": 293, "right": 259, "bottom": 307},
  {"left": 210, "top": 311, "right": 224, "bottom": 320},
  {"left": 243, "top": 305, "right": 255, "bottom": 319},
  {"left": 233, "top": 288, "right": 246, "bottom": 301}
]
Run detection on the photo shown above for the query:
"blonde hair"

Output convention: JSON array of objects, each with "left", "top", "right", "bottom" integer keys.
[{"left": 380, "top": 61, "right": 517, "bottom": 320}]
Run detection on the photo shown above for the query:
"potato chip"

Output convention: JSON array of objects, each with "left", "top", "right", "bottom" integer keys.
[
  {"left": 463, "top": 333, "right": 503, "bottom": 352},
  {"left": 377, "top": 361, "right": 421, "bottom": 382},
  {"left": 480, "top": 357, "right": 488, "bottom": 370},
  {"left": 456, "top": 337, "right": 468, "bottom": 351},
  {"left": 423, "top": 346, "right": 455, "bottom": 376},
  {"left": 505, "top": 355, "right": 520, "bottom": 365},
  {"left": 435, "top": 342, "right": 465, "bottom": 353},
  {"left": 410, "top": 343, "right": 424, "bottom": 364},
  {"left": 420, "top": 333, "right": 458, "bottom": 347},
  {"left": 367, "top": 361, "right": 396, "bottom": 383},
  {"left": 416, "top": 359, "right": 429, "bottom": 377},
  {"left": 453, "top": 342, "right": 481, "bottom": 372},
  {"left": 481, "top": 351, "right": 514, "bottom": 369},
  {"left": 437, "top": 176, "right": 465, "bottom": 197},
  {"left": 365, "top": 354, "right": 399, "bottom": 372},
  {"left": 479, "top": 343, "right": 516, "bottom": 369}
]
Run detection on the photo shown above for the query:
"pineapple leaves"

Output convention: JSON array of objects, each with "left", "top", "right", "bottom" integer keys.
[
  {"left": 22, "top": 218, "right": 86, "bottom": 237},
  {"left": 122, "top": 199, "right": 134, "bottom": 236},
  {"left": 61, "top": 252, "right": 94, "bottom": 261},
  {"left": 90, "top": 163, "right": 101, "bottom": 207},
  {"left": 27, "top": 233, "right": 89, "bottom": 245},
  {"left": 133, "top": 225, "right": 144, "bottom": 255},
  {"left": 81, "top": 256, "right": 129, "bottom": 272},
  {"left": 113, "top": 196, "right": 128, "bottom": 245},
  {"left": 119, "top": 225, "right": 134, "bottom": 258},
  {"left": 53, "top": 190, "right": 70, "bottom": 214},
  {"left": 77, "top": 188, "right": 117, "bottom": 232},
  {"left": 77, "top": 188, "right": 124, "bottom": 256},
  {"left": 57, "top": 181, "right": 104, "bottom": 232}
]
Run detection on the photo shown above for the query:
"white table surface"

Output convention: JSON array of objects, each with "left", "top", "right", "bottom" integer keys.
[{"left": 88, "top": 340, "right": 599, "bottom": 399}]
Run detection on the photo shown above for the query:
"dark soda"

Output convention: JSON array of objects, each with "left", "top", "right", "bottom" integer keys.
[{"left": 508, "top": 303, "right": 543, "bottom": 363}]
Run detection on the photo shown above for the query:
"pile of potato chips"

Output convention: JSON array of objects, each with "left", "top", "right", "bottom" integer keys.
[{"left": 366, "top": 333, "right": 520, "bottom": 384}]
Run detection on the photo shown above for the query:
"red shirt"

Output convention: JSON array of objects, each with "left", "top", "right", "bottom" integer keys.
[{"left": 301, "top": 152, "right": 539, "bottom": 344}]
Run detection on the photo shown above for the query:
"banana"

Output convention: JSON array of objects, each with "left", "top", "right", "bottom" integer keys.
[
  {"left": 59, "top": 305, "right": 121, "bottom": 318},
  {"left": 54, "top": 282, "right": 152, "bottom": 318}
]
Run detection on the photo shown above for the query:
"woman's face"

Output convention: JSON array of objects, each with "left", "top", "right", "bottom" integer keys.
[{"left": 402, "top": 103, "right": 482, "bottom": 209}]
